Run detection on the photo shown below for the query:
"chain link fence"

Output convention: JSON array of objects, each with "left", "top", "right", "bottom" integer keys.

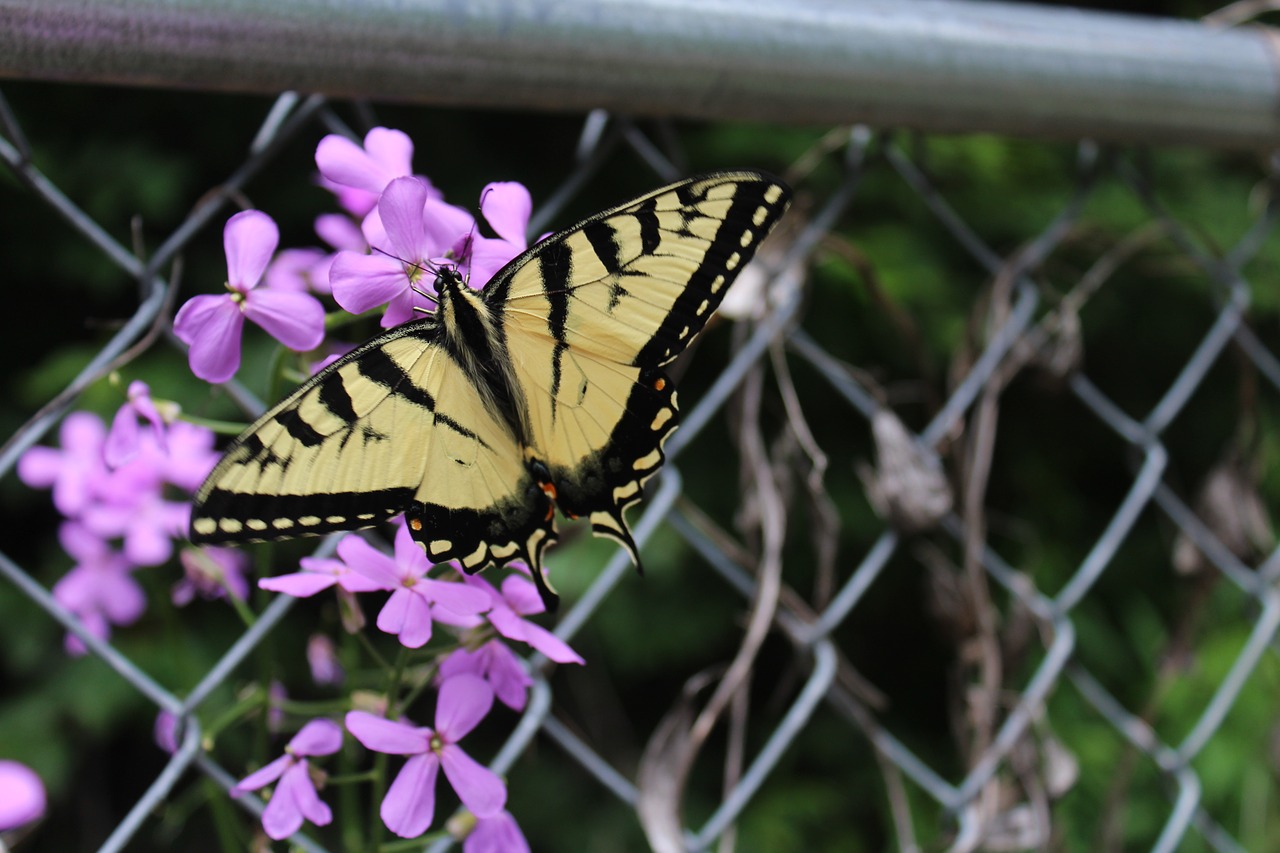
[{"left": 4, "top": 2, "right": 1280, "bottom": 852}]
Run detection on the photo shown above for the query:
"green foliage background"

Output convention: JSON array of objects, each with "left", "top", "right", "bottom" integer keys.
[{"left": 3, "top": 6, "right": 1280, "bottom": 848}]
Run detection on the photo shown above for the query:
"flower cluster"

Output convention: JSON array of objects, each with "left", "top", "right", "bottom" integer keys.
[
  {"left": 20, "top": 126, "right": 564, "bottom": 849},
  {"left": 18, "top": 384, "right": 228, "bottom": 652},
  {"left": 173, "top": 126, "right": 533, "bottom": 384},
  {"left": 247, "top": 518, "right": 581, "bottom": 844}
]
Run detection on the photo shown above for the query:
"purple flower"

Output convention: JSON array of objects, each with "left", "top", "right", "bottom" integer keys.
[
  {"left": 52, "top": 523, "right": 145, "bottom": 654},
  {"left": 258, "top": 537, "right": 389, "bottom": 598},
  {"left": 174, "top": 210, "right": 326, "bottom": 384},
  {"left": 173, "top": 546, "right": 250, "bottom": 605},
  {"left": 18, "top": 411, "right": 110, "bottom": 517},
  {"left": 80, "top": 479, "right": 190, "bottom": 567},
  {"left": 339, "top": 525, "right": 490, "bottom": 648},
  {"left": 464, "top": 810, "right": 530, "bottom": 853},
  {"left": 330, "top": 177, "right": 477, "bottom": 328},
  {"left": 467, "top": 181, "right": 532, "bottom": 286},
  {"left": 345, "top": 675, "right": 506, "bottom": 838},
  {"left": 104, "top": 380, "right": 174, "bottom": 467},
  {"left": 0, "top": 760, "right": 46, "bottom": 831},
  {"left": 315, "top": 127, "right": 419, "bottom": 216},
  {"left": 154, "top": 420, "right": 221, "bottom": 493},
  {"left": 439, "top": 640, "right": 533, "bottom": 712},
  {"left": 306, "top": 634, "right": 344, "bottom": 686},
  {"left": 464, "top": 573, "right": 584, "bottom": 665},
  {"left": 231, "top": 719, "right": 343, "bottom": 841}
]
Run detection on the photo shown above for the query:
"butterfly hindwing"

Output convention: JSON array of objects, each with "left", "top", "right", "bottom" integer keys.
[{"left": 487, "top": 172, "right": 792, "bottom": 557}]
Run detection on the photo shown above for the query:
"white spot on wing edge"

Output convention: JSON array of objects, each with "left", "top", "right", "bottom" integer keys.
[
  {"left": 764, "top": 184, "right": 785, "bottom": 204},
  {"left": 633, "top": 448, "right": 662, "bottom": 471}
]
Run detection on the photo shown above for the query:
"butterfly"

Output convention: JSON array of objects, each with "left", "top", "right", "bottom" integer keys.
[{"left": 189, "top": 171, "right": 792, "bottom": 608}]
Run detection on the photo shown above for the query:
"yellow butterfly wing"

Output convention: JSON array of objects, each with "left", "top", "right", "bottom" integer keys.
[
  {"left": 189, "top": 324, "right": 555, "bottom": 572},
  {"left": 485, "top": 172, "right": 792, "bottom": 562}
]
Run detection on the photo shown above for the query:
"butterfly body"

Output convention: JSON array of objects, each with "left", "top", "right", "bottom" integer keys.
[{"left": 190, "top": 172, "right": 792, "bottom": 607}]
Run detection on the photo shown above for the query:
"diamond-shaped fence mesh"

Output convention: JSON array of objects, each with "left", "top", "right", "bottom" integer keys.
[{"left": 4, "top": 2, "right": 1280, "bottom": 851}]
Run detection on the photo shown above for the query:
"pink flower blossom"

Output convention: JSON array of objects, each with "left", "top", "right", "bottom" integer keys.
[
  {"left": 345, "top": 675, "right": 505, "bottom": 838},
  {"left": 467, "top": 181, "right": 532, "bottom": 286},
  {"left": 330, "top": 176, "right": 476, "bottom": 328},
  {"left": 463, "top": 572, "right": 584, "bottom": 665},
  {"left": 174, "top": 210, "right": 326, "bottom": 383},
  {"left": 231, "top": 719, "right": 343, "bottom": 841},
  {"left": 18, "top": 411, "right": 110, "bottom": 517},
  {"left": 104, "top": 380, "right": 173, "bottom": 467},
  {"left": 80, "top": 483, "right": 190, "bottom": 567},
  {"left": 258, "top": 538, "right": 388, "bottom": 598},
  {"left": 339, "top": 525, "right": 490, "bottom": 648},
  {"left": 465, "top": 810, "right": 530, "bottom": 853},
  {"left": 439, "top": 640, "right": 533, "bottom": 712},
  {"left": 52, "top": 523, "right": 145, "bottom": 654},
  {"left": 315, "top": 127, "right": 422, "bottom": 216},
  {"left": 0, "top": 761, "right": 46, "bottom": 831}
]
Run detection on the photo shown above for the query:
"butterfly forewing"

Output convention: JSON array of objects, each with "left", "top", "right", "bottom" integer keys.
[
  {"left": 488, "top": 172, "right": 792, "bottom": 555},
  {"left": 190, "top": 322, "right": 554, "bottom": 569}
]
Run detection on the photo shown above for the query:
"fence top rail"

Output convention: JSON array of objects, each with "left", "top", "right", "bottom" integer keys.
[{"left": 1, "top": 0, "right": 1279, "bottom": 150}]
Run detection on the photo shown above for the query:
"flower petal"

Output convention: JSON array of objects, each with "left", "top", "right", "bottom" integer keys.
[
  {"left": 289, "top": 718, "right": 344, "bottom": 757},
  {"left": 259, "top": 572, "right": 338, "bottom": 597},
  {"left": 382, "top": 589, "right": 434, "bottom": 648},
  {"left": 516, "top": 620, "right": 585, "bottom": 665},
  {"left": 499, "top": 575, "right": 545, "bottom": 616},
  {"left": 174, "top": 294, "right": 244, "bottom": 384},
  {"left": 439, "top": 743, "right": 506, "bottom": 818},
  {"left": 315, "top": 128, "right": 413, "bottom": 195},
  {"left": 465, "top": 811, "right": 530, "bottom": 853},
  {"left": 330, "top": 251, "right": 409, "bottom": 315},
  {"left": 479, "top": 182, "right": 531, "bottom": 247},
  {"left": 259, "top": 762, "right": 308, "bottom": 840},
  {"left": 381, "top": 753, "right": 439, "bottom": 838},
  {"left": 362, "top": 127, "right": 415, "bottom": 184},
  {"left": 283, "top": 760, "right": 333, "bottom": 828},
  {"left": 379, "top": 177, "right": 432, "bottom": 263},
  {"left": 231, "top": 753, "right": 291, "bottom": 795},
  {"left": 337, "top": 535, "right": 402, "bottom": 588},
  {"left": 104, "top": 401, "right": 140, "bottom": 468},
  {"left": 243, "top": 289, "right": 326, "bottom": 351},
  {"left": 435, "top": 674, "right": 494, "bottom": 741},
  {"left": 420, "top": 578, "right": 491, "bottom": 616},
  {"left": 344, "top": 711, "right": 432, "bottom": 754},
  {"left": 224, "top": 210, "right": 279, "bottom": 292},
  {"left": 315, "top": 212, "right": 367, "bottom": 252},
  {"left": 422, "top": 197, "right": 477, "bottom": 255}
]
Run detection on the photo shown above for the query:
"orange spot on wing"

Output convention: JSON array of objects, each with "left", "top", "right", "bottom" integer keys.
[
  {"left": 409, "top": 518, "right": 423, "bottom": 531},
  {"left": 653, "top": 377, "right": 667, "bottom": 391}
]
